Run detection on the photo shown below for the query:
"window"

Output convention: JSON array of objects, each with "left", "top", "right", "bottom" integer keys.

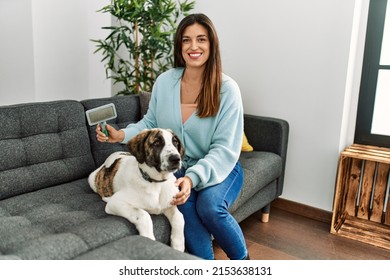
[{"left": 355, "top": 0, "right": 390, "bottom": 148}]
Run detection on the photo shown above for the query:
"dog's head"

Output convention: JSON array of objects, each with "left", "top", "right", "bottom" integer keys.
[{"left": 127, "top": 128, "right": 185, "bottom": 173}]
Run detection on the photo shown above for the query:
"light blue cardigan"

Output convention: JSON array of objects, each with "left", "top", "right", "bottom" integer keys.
[{"left": 121, "top": 68, "right": 244, "bottom": 191}]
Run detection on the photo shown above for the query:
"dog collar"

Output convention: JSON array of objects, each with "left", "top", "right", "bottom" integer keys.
[{"left": 139, "top": 167, "right": 168, "bottom": 183}]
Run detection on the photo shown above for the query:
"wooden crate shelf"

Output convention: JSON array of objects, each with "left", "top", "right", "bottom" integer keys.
[{"left": 331, "top": 144, "right": 390, "bottom": 250}]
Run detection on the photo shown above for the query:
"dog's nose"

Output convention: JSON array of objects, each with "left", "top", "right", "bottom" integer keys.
[{"left": 168, "top": 154, "right": 181, "bottom": 166}]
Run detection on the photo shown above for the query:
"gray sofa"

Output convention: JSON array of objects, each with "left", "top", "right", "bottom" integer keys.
[{"left": 0, "top": 94, "right": 288, "bottom": 260}]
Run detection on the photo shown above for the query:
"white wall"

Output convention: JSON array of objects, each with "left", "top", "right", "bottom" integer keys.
[
  {"left": 0, "top": 0, "right": 35, "bottom": 105},
  {"left": 0, "top": 0, "right": 111, "bottom": 106},
  {"left": 194, "top": 0, "right": 367, "bottom": 211},
  {"left": 0, "top": 0, "right": 369, "bottom": 212}
]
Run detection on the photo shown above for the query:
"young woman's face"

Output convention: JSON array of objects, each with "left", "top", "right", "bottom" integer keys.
[{"left": 181, "top": 23, "right": 210, "bottom": 70}]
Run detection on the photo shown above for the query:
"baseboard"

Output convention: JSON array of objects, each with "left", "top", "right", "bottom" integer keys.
[{"left": 271, "top": 198, "right": 332, "bottom": 224}]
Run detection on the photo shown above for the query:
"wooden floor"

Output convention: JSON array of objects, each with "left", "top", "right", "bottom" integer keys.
[{"left": 213, "top": 206, "right": 390, "bottom": 260}]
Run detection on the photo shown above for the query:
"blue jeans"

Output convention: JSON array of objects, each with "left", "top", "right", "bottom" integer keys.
[{"left": 175, "top": 161, "right": 247, "bottom": 260}]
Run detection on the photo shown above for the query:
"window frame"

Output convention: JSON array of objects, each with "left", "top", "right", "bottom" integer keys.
[{"left": 354, "top": 0, "right": 390, "bottom": 148}]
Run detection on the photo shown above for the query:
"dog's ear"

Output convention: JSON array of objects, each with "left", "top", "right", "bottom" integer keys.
[
  {"left": 127, "top": 130, "right": 151, "bottom": 163},
  {"left": 173, "top": 133, "right": 185, "bottom": 159}
]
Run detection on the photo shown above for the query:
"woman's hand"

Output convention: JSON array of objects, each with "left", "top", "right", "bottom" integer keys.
[
  {"left": 172, "top": 176, "right": 193, "bottom": 205},
  {"left": 96, "top": 124, "right": 125, "bottom": 143}
]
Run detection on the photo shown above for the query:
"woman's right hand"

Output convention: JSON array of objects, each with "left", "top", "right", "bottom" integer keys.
[{"left": 96, "top": 124, "right": 125, "bottom": 143}]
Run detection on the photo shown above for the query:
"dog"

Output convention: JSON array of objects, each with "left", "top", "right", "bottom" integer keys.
[{"left": 88, "top": 128, "right": 185, "bottom": 251}]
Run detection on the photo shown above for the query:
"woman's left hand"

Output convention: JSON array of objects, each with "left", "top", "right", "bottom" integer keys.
[{"left": 172, "top": 176, "right": 193, "bottom": 205}]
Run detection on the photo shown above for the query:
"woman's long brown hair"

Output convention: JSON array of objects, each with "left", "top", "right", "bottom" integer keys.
[{"left": 174, "top": 14, "right": 222, "bottom": 118}]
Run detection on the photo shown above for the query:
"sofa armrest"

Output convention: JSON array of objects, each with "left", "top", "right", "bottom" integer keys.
[{"left": 244, "top": 114, "right": 289, "bottom": 196}]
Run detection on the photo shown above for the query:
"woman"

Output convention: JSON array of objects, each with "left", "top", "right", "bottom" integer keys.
[{"left": 96, "top": 13, "right": 248, "bottom": 260}]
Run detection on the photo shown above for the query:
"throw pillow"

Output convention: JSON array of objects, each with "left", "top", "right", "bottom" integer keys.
[{"left": 242, "top": 133, "right": 254, "bottom": 152}]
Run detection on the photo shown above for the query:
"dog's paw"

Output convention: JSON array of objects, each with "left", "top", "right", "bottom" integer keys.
[
  {"left": 139, "top": 232, "right": 156, "bottom": 241},
  {"left": 171, "top": 238, "right": 185, "bottom": 252}
]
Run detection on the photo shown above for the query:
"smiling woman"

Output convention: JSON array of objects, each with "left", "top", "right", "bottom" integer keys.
[
  {"left": 181, "top": 25, "right": 210, "bottom": 69},
  {"left": 94, "top": 13, "right": 248, "bottom": 260},
  {"left": 174, "top": 14, "right": 222, "bottom": 118},
  {"left": 180, "top": 23, "right": 210, "bottom": 107}
]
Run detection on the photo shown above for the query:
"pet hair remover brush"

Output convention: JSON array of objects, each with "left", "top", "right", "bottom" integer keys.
[{"left": 85, "top": 103, "right": 117, "bottom": 137}]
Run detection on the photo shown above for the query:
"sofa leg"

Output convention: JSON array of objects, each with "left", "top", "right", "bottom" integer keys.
[
  {"left": 261, "top": 204, "right": 271, "bottom": 223},
  {"left": 261, "top": 212, "right": 270, "bottom": 223}
]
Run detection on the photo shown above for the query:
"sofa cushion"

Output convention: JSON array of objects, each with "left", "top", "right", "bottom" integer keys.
[
  {"left": 81, "top": 95, "right": 142, "bottom": 167},
  {"left": 0, "top": 101, "right": 95, "bottom": 200},
  {"left": 75, "top": 235, "right": 199, "bottom": 260},
  {"left": 0, "top": 178, "right": 172, "bottom": 259},
  {"left": 229, "top": 151, "right": 282, "bottom": 213},
  {"left": 139, "top": 91, "right": 152, "bottom": 117}
]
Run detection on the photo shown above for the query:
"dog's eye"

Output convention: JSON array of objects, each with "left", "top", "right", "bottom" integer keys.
[
  {"left": 172, "top": 137, "right": 179, "bottom": 146},
  {"left": 153, "top": 140, "right": 162, "bottom": 147}
]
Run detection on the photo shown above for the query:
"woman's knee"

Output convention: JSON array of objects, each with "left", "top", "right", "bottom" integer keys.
[{"left": 197, "top": 195, "right": 229, "bottom": 224}]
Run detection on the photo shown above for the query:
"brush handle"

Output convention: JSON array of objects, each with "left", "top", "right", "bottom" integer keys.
[{"left": 100, "top": 121, "right": 108, "bottom": 137}]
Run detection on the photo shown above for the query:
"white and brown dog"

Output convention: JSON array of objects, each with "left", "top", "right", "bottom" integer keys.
[{"left": 88, "top": 128, "right": 185, "bottom": 251}]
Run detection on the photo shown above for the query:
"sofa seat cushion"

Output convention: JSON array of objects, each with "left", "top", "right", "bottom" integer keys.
[
  {"left": 230, "top": 151, "right": 282, "bottom": 213},
  {"left": 0, "top": 178, "right": 171, "bottom": 260}
]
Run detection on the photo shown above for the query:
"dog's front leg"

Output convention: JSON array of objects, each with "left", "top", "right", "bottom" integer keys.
[
  {"left": 163, "top": 207, "right": 185, "bottom": 252},
  {"left": 105, "top": 198, "right": 155, "bottom": 240}
]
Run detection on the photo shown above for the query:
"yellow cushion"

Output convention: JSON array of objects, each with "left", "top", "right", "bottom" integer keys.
[{"left": 242, "top": 132, "right": 254, "bottom": 152}]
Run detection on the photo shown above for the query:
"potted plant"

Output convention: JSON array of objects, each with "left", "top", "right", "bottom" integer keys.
[{"left": 92, "top": 0, "right": 195, "bottom": 95}]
